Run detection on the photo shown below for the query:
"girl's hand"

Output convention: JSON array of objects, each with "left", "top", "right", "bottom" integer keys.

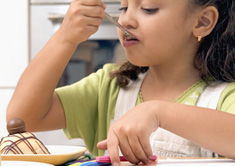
[
  {"left": 97, "top": 101, "right": 160, "bottom": 166},
  {"left": 58, "top": 0, "right": 106, "bottom": 46}
]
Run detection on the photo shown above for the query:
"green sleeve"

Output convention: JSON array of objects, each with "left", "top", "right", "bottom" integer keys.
[
  {"left": 55, "top": 64, "right": 120, "bottom": 155},
  {"left": 218, "top": 83, "right": 235, "bottom": 115}
]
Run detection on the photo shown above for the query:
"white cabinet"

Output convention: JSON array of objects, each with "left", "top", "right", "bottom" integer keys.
[
  {"left": 0, "top": 0, "right": 29, "bottom": 87},
  {"left": 0, "top": 0, "right": 29, "bottom": 137},
  {"left": 0, "top": 90, "right": 14, "bottom": 137}
]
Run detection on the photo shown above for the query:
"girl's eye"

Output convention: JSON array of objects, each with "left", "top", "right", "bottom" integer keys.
[
  {"left": 119, "top": 7, "right": 128, "bottom": 12},
  {"left": 142, "top": 8, "right": 159, "bottom": 14}
]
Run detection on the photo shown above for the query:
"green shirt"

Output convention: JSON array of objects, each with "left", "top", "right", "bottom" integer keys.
[{"left": 56, "top": 64, "right": 235, "bottom": 155}]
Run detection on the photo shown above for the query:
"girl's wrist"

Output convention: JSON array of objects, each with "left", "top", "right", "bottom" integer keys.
[
  {"left": 54, "top": 28, "right": 81, "bottom": 50},
  {"left": 43, "top": 31, "right": 79, "bottom": 63},
  {"left": 143, "top": 100, "right": 163, "bottom": 130},
  {"left": 150, "top": 100, "right": 166, "bottom": 129}
]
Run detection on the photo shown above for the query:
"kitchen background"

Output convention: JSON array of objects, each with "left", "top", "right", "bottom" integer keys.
[{"left": 0, "top": 0, "right": 124, "bottom": 146}]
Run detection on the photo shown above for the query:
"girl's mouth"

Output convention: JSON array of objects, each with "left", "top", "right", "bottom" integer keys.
[
  {"left": 123, "top": 33, "right": 138, "bottom": 41},
  {"left": 122, "top": 33, "right": 139, "bottom": 47}
]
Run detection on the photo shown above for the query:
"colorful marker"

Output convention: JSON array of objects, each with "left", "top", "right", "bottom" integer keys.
[{"left": 96, "top": 155, "right": 157, "bottom": 163}]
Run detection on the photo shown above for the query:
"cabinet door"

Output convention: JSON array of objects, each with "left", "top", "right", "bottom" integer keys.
[
  {"left": 0, "top": 90, "right": 14, "bottom": 138},
  {"left": 0, "top": 0, "right": 29, "bottom": 87},
  {"left": 0, "top": 0, "right": 29, "bottom": 138}
]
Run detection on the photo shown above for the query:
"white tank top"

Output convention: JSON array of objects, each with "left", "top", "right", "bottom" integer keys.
[{"left": 110, "top": 73, "right": 228, "bottom": 157}]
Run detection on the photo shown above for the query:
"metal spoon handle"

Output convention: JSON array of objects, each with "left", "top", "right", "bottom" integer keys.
[{"left": 105, "top": 12, "right": 130, "bottom": 36}]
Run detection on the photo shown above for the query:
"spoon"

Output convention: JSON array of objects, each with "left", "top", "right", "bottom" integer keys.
[{"left": 105, "top": 12, "right": 135, "bottom": 40}]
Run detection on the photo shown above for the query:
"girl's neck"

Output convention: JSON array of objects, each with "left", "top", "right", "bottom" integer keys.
[
  {"left": 147, "top": 65, "right": 200, "bottom": 86},
  {"left": 141, "top": 64, "right": 201, "bottom": 102}
]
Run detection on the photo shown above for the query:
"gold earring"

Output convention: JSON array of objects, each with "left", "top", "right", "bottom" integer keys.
[{"left": 197, "top": 35, "right": 203, "bottom": 42}]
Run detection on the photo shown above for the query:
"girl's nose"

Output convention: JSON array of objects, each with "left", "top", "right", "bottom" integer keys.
[{"left": 118, "top": 10, "right": 138, "bottom": 30}]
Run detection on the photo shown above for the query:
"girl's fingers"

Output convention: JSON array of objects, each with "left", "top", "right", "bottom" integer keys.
[
  {"left": 98, "top": 134, "right": 152, "bottom": 164},
  {"left": 137, "top": 134, "right": 153, "bottom": 161},
  {"left": 74, "top": 5, "right": 105, "bottom": 19},
  {"left": 97, "top": 139, "right": 107, "bottom": 150},
  {"left": 78, "top": 25, "right": 98, "bottom": 36},
  {"left": 116, "top": 131, "right": 139, "bottom": 164},
  {"left": 76, "top": 16, "right": 102, "bottom": 27},
  {"left": 77, "top": 0, "right": 105, "bottom": 9},
  {"left": 105, "top": 103, "right": 158, "bottom": 165},
  {"left": 54, "top": 0, "right": 107, "bottom": 47},
  {"left": 88, "top": 18, "right": 103, "bottom": 27},
  {"left": 128, "top": 135, "right": 149, "bottom": 164},
  {"left": 81, "top": 6, "right": 106, "bottom": 18},
  {"left": 107, "top": 130, "right": 121, "bottom": 166}
]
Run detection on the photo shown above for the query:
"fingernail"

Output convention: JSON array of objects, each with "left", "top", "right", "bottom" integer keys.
[
  {"left": 135, "top": 161, "right": 140, "bottom": 165},
  {"left": 103, "top": 3, "right": 106, "bottom": 9},
  {"left": 142, "top": 161, "right": 148, "bottom": 165}
]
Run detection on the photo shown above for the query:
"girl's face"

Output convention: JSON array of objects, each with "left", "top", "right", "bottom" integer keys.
[{"left": 118, "top": 0, "right": 199, "bottom": 68}]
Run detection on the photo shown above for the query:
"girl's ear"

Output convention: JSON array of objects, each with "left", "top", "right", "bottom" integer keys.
[{"left": 192, "top": 6, "right": 219, "bottom": 39}]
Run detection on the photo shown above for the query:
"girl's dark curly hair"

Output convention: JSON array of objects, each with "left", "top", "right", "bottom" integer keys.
[{"left": 110, "top": 0, "right": 235, "bottom": 87}]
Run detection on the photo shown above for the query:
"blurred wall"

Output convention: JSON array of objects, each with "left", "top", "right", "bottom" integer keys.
[{"left": 0, "top": 0, "right": 29, "bottom": 137}]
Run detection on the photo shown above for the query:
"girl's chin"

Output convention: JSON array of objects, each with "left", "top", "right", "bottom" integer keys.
[{"left": 126, "top": 57, "right": 147, "bottom": 67}]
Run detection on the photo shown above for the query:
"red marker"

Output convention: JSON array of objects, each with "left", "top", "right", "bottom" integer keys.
[{"left": 96, "top": 155, "right": 157, "bottom": 163}]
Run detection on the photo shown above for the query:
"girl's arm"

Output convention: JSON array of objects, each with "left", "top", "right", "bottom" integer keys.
[
  {"left": 98, "top": 101, "right": 235, "bottom": 165},
  {"left": 6, "top": 0, "right": 105, "bottom": 132},
  {"left": 158, "top": 101, "right": 235, "bottom": 158}
]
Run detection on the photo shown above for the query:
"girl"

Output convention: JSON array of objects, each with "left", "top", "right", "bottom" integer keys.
[{"left": 7, "top": 0, "right": 235, "bottom": 165}]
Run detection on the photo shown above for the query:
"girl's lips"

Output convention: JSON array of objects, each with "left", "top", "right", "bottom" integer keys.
[
  {"left": 122, "top": 39, "right": 139, "bottom": 47},
  {"left": 122, "top": 32, "right": 139, "bottom": 47}
]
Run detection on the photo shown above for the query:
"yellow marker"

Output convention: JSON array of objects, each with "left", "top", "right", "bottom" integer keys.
[{"left": 70, "top": 160, "right": 96, "bottom": 166}]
